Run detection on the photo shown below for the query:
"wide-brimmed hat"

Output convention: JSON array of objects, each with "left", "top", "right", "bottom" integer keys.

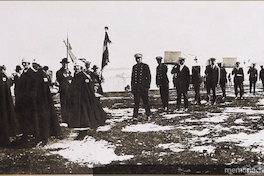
[
  {"left": 210, "top": 58, "right": 216, "bottom": 61},
  {"left": 60, "top": 58, "right": 70, "bottom": 63}
]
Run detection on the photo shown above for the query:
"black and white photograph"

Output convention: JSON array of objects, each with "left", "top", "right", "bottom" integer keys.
[{"left": 1, "top": 1, "right": 264, "bottom": 174}]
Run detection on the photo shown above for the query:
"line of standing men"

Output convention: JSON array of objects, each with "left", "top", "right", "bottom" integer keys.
[{"left": 130, "top": 54, "right": 264, "bottom": 120}]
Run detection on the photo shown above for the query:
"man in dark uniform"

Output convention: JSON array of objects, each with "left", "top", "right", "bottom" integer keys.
[
  {"left": 260, "top": 65, "right": 264, "bottom": 91},
  {"left": 131, "top": 53, "right": 151, "bottom": 120},
  {"left": 56, "top": 58, "right": 72, "bottom": 123},
  {"left": 156, "top": 56, "right": 169, "bottom": 112},
  {"left": 205, "top": 58, "right": 220, "bottom": 105},
  {"left": 171, "top": 57, "right": 190, "bottom": 111},
  {"left": 192, "top": 65, "right": 201, "bottom": 105},
  {"left": 248, "top": 63, "right": 258, "bottom": 95},
  {"left": 218, "top": 63, "right": 227, "bottom": 100},
  {"left": 232, "top": 61, "right": 244, "bottom": 99}
]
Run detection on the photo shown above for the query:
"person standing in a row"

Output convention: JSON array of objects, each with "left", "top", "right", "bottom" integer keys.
[
  {"left": 232, "top": 61, "right": 244, "bottom": 99},
  {"left": 248, "top": 63, "right": 258, "bottom": 95},
  {"left": 0, "top": 65, "right": 19, "bottom": 146},
  {"left": 156, "top": 56, "right": 169, "bottom": 112},
  {"left": 171, "top": 57, "right": 190, "bottom": 111},
  {"left": 67, "top": 60, "right": 106, "bottom": 129},
  {"left": 205, "top": 58, "right": 219, "bottom": 105},
  {"left": 131, "top": 53, "right": 151, "bottom": 120},
  {"left": 260, "top": 65, "right": 264, "bottom": 92},
  {"left": 191, "top": 65, "right": 201, "bottom": 105},
  {"left": 218, "top": 63, "right": 227, "bottom": 100},
  {"left": 56, "top": 58, "right": 72, "bottom": 123},
  {"left": 91, "top": 65, "right": 104, "bottom": 96}
]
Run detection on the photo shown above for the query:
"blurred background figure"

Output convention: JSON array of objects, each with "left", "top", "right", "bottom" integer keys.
[
  {"left": 232, "top": 62, "right": 244, "bottom": 99},
  {"left": 91, "top": 65, "right": 104, "bottom": 95},
  {"left": 192, "top": 65, "right": 201, "bottom": 105},
  {"left": 218, "top": 63, "right": 227, "bottom": 100},
  {"left": 260, "top": 65, "right": 264, "bottom": 92},
  {"left": 247, "top": 63, "right": 258, "bottom": 95}
]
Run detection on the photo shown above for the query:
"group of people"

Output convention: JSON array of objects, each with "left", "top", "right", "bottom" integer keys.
[
  {"left": 0, "top": 58, "right": 106, "bottom": 146},
  {"left": 131, "top": 53, "right": 264, "bottom": 120}
]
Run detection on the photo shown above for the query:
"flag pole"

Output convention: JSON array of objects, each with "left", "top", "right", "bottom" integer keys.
[{"left": 66, "top": 29, "right": 69, "bottom": 60}]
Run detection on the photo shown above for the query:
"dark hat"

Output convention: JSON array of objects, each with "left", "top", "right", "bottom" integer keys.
[
  {"left": 236, "top": 61, "right": 240, "bottom": 64},
  {"left": 156, "top": 56, "right": 163, "bottom": 60},
  {"left": 210, "top": 58, "right": 216, "bottom": 61},
  {"left": 43, "top": 66, "right": 49, "bottom": 71},
  {"left": 179, "top": 57, "right": 185, "bottom": 61},
  {"left": 92, "top": 65, "right": 99, "bottom": 70},
  {"left": 60, "top": 58, "right": 70, "bottom": 63},
  {"left": 134, "top": 53, "right": 143, "bottom": 58},
  {"left": 217, "top": 63, "right": 222, "bottom": 67},
  {"left": 15, "top": 65, "right": 22, "bottom": 71}
]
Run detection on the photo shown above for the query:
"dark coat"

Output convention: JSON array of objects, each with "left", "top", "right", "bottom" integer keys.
[
  {"left": 15, "top": 68, "right": 41, "bottom": 137},
  {"left": 191, "top": 66, "right": 202, "bottom": 86},
  {"left": 156, "top": 63, "right": 169, "bottom": 86},
  {"left": 67, "top": 71, "right": 106, "bottom": 129},
  {"left": 131, "top": 63, "right": 151, "bottom": 94},
  {"left": 232, "top": 67, "right": 244, "bottom": 84},
  {"left": 35, "top": 69, "right": 61, "bottom": 139},
  {"left": 219, "top": 67, "right": 227, "bottom": 86},
  {"left": 248, "top": 67, "right": 258, "bottom": 82},
  {"left": 0, "top": 72, "right": 19, "bottom": 144},
  {"left": 260, "top": 68, "right": 264, "bottom": 81},
  {"left": 90, "top": 71, "right": 103, "bottom": 95},
  {"left": 205, "top": 65, "right": 220, "bottom": 87},
  {"left": 171, "top": 65, "right": 190, "bottom": 92}
]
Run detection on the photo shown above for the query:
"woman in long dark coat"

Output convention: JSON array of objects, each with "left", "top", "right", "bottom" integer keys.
[
  {"left": 34, "top": 63, "right": 61, "bottom": 144},
  {"left": 67, "top": 63, "right": 106, "bottom": 129},
  {"left": 0, "top": 65, "right": 19, "bottom": 146}
]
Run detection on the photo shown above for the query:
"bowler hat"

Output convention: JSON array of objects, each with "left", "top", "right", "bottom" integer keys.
[
  {"left": 92, "top": 65, "right": 99, "bottom": 70},
  {"left": 156, "top": 56, "right": 163, "bottom": 60},
  {"left": 236, "top": 61, "right": 240, "bottom": 64},
  {"left": 210, "top": 58, "right": 216, "bottom": 61},
  {"left": 15, "top": 65, "right": 22, "bottom": 72},
  {"left": 134, "top": 53, "right": 143, "bottom": 58},
  {"left": 60, "top": 58, "right": 70, "bottom": 63}
]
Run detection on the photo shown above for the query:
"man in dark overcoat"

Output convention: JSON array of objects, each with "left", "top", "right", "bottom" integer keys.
[
  {"left": 131, "top": 53, "right": 151, "bottom": 120},
  {"left": 171, "top": 57, "right": 190, "bottom": 111},
  {"left": 260, "top": 65, "right": 264, "bottom": 91},
  {"left": 205, "top": 58, "right": 220, "bottom": 105},
  {"left": 218, "top": 63, "right": 227, "bottom": 100},
  {"left": 232, "top": 61, "right": 244, "bottom": 99},
  {"left": 56, "top": 58, "right": 72, "bottom": 122},
  {"left": 247, "top": 63, "right": 258, "bottom": 95},
  {"left": 192, "top": 65, "right": 201, "bottom": 105},
  {"left": 156, "top": 56, "right": 169, "bottom": 112}
]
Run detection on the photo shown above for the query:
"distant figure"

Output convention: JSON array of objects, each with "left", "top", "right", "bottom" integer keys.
[
  {"left": 43, "top": 66, "right": 52, "bottom": 86},
  {"left": 192, "top": 65, "right": 201, "bottom": 105},
  {"left": 155, "top": 56, "right": 169, "bottom": 112},
  {"left": 12, "top": 65, "right": 22, "bottom": 98},
  {"left": 125, "top": 85, "right": 130, "bottom": 92},
  {"left": 171, "top": 57, "right": 190, "bottom": 111},
  {"left": 0, "top": 65, "right": 19, "bottom": 146},
  {"left": 91, "top": 65, "right": 104, "bottom": 95},
  {"left": 205, "top": 58, "right": 220, "bottom": 105},
  {"left": 260, "top": 65, "right": 264, "bottom": 91},
  {"left": 56, "top": 58, "right": 72, "bottom": 122},
  {"left": 218, "top": 63, "right": 227, "bottom": 100},
  {"left": 228, "top": 73, "right": 232, "bottom": 86},
  {"left": 131, "top": 53, "right": 151, "bottom": 120},
  {"left": 171, "top": 63, "right": 179, "bottom": 88},
  {"left": 232, "top": 61, "right": 244, "bottom": 99},
  {"left": 248, "top": 63, "right": 258, "bottom": 95}
]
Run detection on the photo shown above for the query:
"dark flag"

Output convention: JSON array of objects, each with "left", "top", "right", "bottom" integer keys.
[{"left": 101, "top": 27, "right": 112, "bottom": 70}]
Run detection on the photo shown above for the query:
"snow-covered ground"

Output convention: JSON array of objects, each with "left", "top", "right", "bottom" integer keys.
[{"left": 39, "top": 97, "right": 264, "bottom": 168}]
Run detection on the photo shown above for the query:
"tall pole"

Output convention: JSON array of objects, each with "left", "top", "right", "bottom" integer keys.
[{"left": 66, "top": 28, "right": 69, "bottom": 60}]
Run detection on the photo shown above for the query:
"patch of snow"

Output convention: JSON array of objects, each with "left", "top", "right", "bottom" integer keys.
[
  {"left": 234, "top": 119, "right": 244, "bottom": 124},
  {"left": 121, "top": 122, "right": 174, "bottom": 132},
  {"left": 190, "top": 145, "right": 215, "bottom": 154},
  {"left": 163, "top": 113, "right": 191, "bottom": 119},
  {"left": 187, "top": 128, "right": 210, "bottom": 136},
  {"left": 96, "top": 124, "right": 113, "bottom": 132},
  {"left": 158, "top": 143, "right": 185, "bottom": 152},
  {"left": 224, "top": 107, "right": 264, "bottom": 115},
  {"left": 256, "top": 99, "right": 264, "bottom": 106},
  {"left": 44, "top": 134, "right": 133, "bottom": 168},
  {"left": 100, "top": 97, "right": 131, "bottom": 100},
  {"left": 199, "top": 114, "right": 228, "bottom": 123}
]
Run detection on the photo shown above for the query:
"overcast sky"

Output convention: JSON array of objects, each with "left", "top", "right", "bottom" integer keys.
[{"left": 1, "top": 1, "right": 264, "bottom": 77}]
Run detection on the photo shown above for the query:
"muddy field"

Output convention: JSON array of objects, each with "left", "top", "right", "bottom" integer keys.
[{"left": 1, "top": 84, "right": 264, "bottom": 174}]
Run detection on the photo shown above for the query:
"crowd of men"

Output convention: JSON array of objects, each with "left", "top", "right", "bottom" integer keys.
[
  {"left": 0, "top": 58, "right": 106, "bottom": 147},
  {"left": 131, "top": 53, "right": 264, "bottom": 120}
]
